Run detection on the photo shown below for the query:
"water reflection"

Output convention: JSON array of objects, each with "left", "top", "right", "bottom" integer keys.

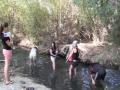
[
  {"left": 80, "top": 67, "right": 91, "bottom": 90},
  {"left": 105, "top": 69, "right": 120, "bottom": 90},
  {"left": 49, "top": 72, "right": 57, "bottom": 89}
]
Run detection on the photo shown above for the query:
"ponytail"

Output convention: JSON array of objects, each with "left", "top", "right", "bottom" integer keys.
[{"left": 0, "top": 24, "right": 3, "bottom": 38}]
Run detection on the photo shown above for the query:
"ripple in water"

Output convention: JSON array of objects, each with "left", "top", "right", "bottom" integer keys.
[
  {"left": 80, "top": 68, "right": 91, "bottom": 90},
  {"left": 105, "top": 69, "right": 120, "bottom": 90}
]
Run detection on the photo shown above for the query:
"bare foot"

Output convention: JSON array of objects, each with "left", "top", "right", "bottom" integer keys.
[{"left": 5, "top": 81, "right": 14, "bottom": 85}]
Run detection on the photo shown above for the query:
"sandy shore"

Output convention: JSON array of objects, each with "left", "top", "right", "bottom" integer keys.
[{"left": 0, "top": 75, "right": 51, "bottom": 90}]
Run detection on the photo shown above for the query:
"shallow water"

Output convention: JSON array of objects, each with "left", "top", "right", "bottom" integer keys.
[{"left": 0, "top": 48, "right": 120, "bottom": 90}]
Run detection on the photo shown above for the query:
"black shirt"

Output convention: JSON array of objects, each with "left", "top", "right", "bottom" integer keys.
[
  {"left": 72, "top": 48, "right": 79, "bottom": 60},
  {"left": 91, "top": 63, "right": 106, "bottom": 75},
  {"left": 1, "top": 33, "right": 12, "bottom": 50}
]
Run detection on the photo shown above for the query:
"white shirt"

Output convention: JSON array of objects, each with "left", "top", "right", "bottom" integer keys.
[
  {"left": 3, "top": 32, "right": 11, "bottom": 37},
  {"left": 29, "top": 47, "right": 37, "bottom": 59}
]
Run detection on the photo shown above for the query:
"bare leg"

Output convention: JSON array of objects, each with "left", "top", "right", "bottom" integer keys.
[
  {"left": 51, "top": 57, "right": 56, "bottom": 72},
  {"left": 74, "top": 67, "right": 77, "bottom": 77},
  {"left": 33, "top": 60, "right": 35, "bottom": 66},
  {"left": 32, "top": 59, "right": 36, "bottom": 75},
  {"left": 33, "top": 56, "right": 36, "bottom": 66},
  {"left": 4, "top": 59, "right": 11, "bottom": 84},
  {"left": 52, "top": 60, "right": 56, "bottom": 72},
  {"left": 29, "top": 58, "right": 32, "bottom": 75},
  {"left": 69, "top": 65, "right": 73, "bottom": 80}
]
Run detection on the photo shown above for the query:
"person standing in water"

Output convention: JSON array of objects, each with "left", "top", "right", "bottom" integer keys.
[
  {"left": 66, "top": 40, "right": 81, "bottom": 80},
  {"left": 0, "top": 22, "right": 14, "bottom": 85},
  {"left": 29, "top": 46, "right": 38, "bottom": 66},
  {"left": 88, "top": 63, "right": 106, "bottom": 86},
  {"left": 49, "top": 42, "right": 58, "bottom": 72}
]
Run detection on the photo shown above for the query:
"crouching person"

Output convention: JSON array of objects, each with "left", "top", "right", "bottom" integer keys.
[
  {"left": 29, "top": 46, "right": 38, "bottom": 75},
  {"left": 89, "top": 63, "right": 106, "bottom": 87}
]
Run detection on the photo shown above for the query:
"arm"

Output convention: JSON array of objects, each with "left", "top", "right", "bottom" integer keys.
[
  {"left": 90, "top": 72, "right": 98, "bottom": 85},
  {"left": 94, "top": 72, "right": 98, "bottom": 81},
  {"left": 90, "top": 74, "right": 96, "bottom": 85},
  {"left": 66, "top": 46, "right": 72, "bottom": 60},
  {"left": 6, "top": 40, "right": 13, "bottom": 47},
  {"left": 66, "top": 49, "right": 74, "bottom": 62},
  {"left": 66, "top": 51, "right": 70, "bottom": 60}
]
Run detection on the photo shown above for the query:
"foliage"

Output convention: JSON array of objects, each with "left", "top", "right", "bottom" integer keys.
[
  {"left": 0, "top": 0, "right": 119, "bottom": 46},
  {"left": 111, "top": 1, "right": 120, "bottom": 45},
  {"left": 73, "top": 0, "right": 115, "bottom": 42}
]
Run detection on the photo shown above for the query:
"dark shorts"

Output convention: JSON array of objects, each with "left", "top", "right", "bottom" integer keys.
[
  {"left": 68, "top": 60, "right": 79, "bottom": 67},
  {"left": 96, "top": 72, "right": 106, "bottom": 80}
]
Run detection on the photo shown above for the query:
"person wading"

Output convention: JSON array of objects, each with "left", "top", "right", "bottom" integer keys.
[
  {"left": 88, "top": 63, "right": 106, "bottom": 86},
  {"left": 49, "top": 42, "right": 58, "bottom": 72},
  {"left": 66, "top": 40, "right": 81, "bottom": 80}
]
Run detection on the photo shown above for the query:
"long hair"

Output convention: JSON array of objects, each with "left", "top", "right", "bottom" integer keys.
[
  {"left": 51, "top": 42, "right": 56, "bottom": 50},
  {"left": 0, "top": 24, "right": 3, "bottom": 34},
  {"left": 0, "top": 22, "right": 9, "bottom": 34},
  {"left": 3, "top": 22, "right": 8, "bottom": 28}
]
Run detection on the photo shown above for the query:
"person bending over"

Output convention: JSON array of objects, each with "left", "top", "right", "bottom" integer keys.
[{"left": 89, "top": 63, "right": 106, "bottom": 86}]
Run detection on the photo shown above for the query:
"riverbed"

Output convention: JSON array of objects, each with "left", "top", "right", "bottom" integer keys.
[{"left": 0, "top": 48, "right": 120, "bottom": 90}]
